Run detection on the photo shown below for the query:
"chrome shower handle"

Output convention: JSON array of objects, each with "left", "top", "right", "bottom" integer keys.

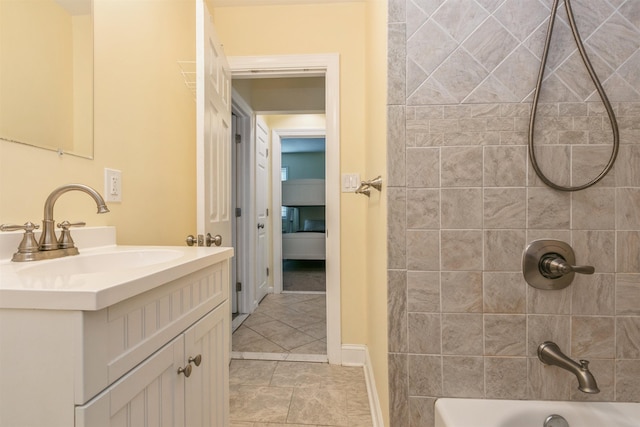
[{"left": 540, "top": 254, "right": 594, "bottom": 278}]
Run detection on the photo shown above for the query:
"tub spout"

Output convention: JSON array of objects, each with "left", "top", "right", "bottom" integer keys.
[
  {"left": 39, "top": 184, "right": 110, "bottom": 251},
  {"left": 538, "top": 341, "right": 600, "bottom": 394}
]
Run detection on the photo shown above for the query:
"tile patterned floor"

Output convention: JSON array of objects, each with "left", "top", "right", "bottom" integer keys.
[
  {"left": 229, "top": 359, "right": 373, "bottom": 426},
  {"left": 232, "top": 293, "right": 327, "bottom": 357}
]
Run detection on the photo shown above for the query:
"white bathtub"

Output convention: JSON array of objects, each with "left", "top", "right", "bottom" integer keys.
[{"left": 435, "top": 398, "right": 640, "bottom": 427}]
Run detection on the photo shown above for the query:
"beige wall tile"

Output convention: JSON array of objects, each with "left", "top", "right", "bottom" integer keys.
[
  {"left": 484, "top": 187, "right": 526, "bottom": 229},
  {"left": 442, "top": 356, "right": 484, "bottom": 397},
  {"left": 442, "top": 313, "right": 483, "bottom": 355},
  {"left": 407, "top": 188, "right": 440, "bottom": 229},
  {"left": 407, "top": 147, "right": 441, "bottom": 188},
  {"left": 407, "top": 230, "right": 441, "bottom": 271},
  {"left": 408, "top": 355, "right": 443, "bottom": 396},
  {"left": 484, "top": 314, "right": 526, "bottom": 356},
  {"left": 617, "top": 231, "right": 640, "bottom": 273},
  {"left": 527, "top": 187, "right": 571, "bottom": 229},
  {"left": 572, "top": 273, "right": 615, "bottom": 315},
  {"left": 388, "top": 270, "right": 408, "bottom": 353},
  {"left": 616, "top": 317, "right": 640, "bottom": 359},
  {"left": 616, "top": 274, "right": 640, "bottom": 315},
  {"left": 527, "top": 315, "right": 571, "bottom": 357},
  {"left": 484, "top": 229, "right": 526, "bottom": 271},
  {"left": 441, "top": 188, "right": 482, "bottom": 228},
  {"left": 485, "top": 357, "right": 528, "bottom": 399},
  {"left": 441, "top": 146, "right": 483, "bottom": 187},
  {"left": 617, "top": 188, "right": 640, "bottom": 229},
  {"left": 441, "top": 230, "right": 483, "bottom": 270},
  {"left": 483, "top": 272, "right": 526, "bottom": 313},
  {"left": 408, "top": 313, "right": 442, "bottom": 354},
  {"left": 571, "top": 316, "right": 615, "bottom": 358},
  {"left": 408, "top": 271, "right": 440, "bottom": 313},
  {"left": 441, "top": 271, "right": 483, "bottom": 313},
  {"left": 484, "top": 146, "right": 527, "bottom": 187},
  {"left": 616, "top": 360, "right": 640, "bottom": 402}
]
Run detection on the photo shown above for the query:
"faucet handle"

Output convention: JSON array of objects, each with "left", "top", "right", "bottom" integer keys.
[
  {"left": 0, "top": 222, "right": 41, "bottom": 258},
  {"left": 0, "top": 222, "right": 40, "bottom": 233},
  {"left": 57, "top": 221, "right": 86, "bottom": 249}
]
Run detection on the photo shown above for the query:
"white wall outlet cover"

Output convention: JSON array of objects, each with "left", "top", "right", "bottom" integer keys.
[{"left": 104, "top": 168, "right": 122, "bottom": 202}]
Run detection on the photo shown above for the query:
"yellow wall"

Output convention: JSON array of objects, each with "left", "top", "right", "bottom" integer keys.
[
  {"left": 365, "top": 0, "right": 389, "bottom": 423},
  {"left": 213, "top": 2, "right": 369, "bottom": 346},
  {"left": 0, "top": 0, "right": 197, "bottom": 246}
]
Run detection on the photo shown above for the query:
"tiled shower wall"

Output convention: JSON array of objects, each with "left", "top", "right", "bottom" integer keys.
[{"left": 386, "top": 0, "right": 640, "bottom": 425}]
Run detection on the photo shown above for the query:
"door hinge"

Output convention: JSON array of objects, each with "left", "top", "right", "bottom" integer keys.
[
  {"left": 236, "top": 282, "right": 242, "bottom": 292},
  {"left": 235, "top": 207, "right": 242, "bottom": 217},
  {"left": 266, "top": 208, "right": 269, "bottom": 217},
  {"left": 266, "top": 267, "right": 270, "bottom": 277},
  {"left": 266, "top": 148, "right": 269, "bottom": 157},
  {"left": 235, "top": 134, "right": 241, "bottom": 144}
]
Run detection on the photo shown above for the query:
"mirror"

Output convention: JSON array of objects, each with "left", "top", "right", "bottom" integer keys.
[{"left": 0, "top": 0, "right": 93, "bottom": 158}]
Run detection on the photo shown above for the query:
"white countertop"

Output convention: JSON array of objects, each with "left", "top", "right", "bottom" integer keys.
[{"left": 0, "top": 228, "right": 233, "bottom": 311}]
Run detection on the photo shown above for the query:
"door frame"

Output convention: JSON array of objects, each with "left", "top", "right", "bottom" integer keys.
[
  {"left": 231, "top": 91, "right": 255, "bottom": 317},
  {"left": 229, "top": 54, "right": 341, "bottom": 364},
  {"left": 271, "top": 128, "right": 326, "bottom": 295}
]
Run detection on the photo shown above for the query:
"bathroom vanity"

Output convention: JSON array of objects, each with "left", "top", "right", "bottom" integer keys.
[{"left": 0, "top": 227, "right": 233, "bottom": 426}]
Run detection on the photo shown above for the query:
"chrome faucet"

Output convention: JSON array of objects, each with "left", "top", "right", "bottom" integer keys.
[
  {"left": 0, "top": 184, "right": 109, "bottom": 262},
  {"left": 538, "top": 341, "right": 600, "bottom": 394},
  {"left": 39, "top": 184, "right": 110, "bottom": 250}
]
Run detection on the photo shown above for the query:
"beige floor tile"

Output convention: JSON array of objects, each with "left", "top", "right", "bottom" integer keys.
[
  {"left": 289, "top": 339, "right": 327, "bottom": 354},
  {"left": 230, "top": 384, "right": 293, "bottom": 424},
  {"left": 249, "top": 320, "right": 318, "bottom": 351},
  {"left": 298, "top": 321, "right": 328, "bottom": 339},
  {"left": 233, "top": 325, "right": 287, "bottom": 353},
  {"left": 230, "top": 359, "right": 278, "bottom": 386},
  {"left": 286, "top": 387, "right": 349, "bottom": 426}
]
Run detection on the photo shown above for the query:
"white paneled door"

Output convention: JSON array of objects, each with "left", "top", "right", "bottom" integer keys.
[
  {"left": 196, "top": 0, "right": 232, "bottom": 244},
  {"left": 254, "top": 117, "right": 269, "bottom": 306}
]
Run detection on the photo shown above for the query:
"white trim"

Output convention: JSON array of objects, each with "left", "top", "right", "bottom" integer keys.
[
  {"left": 231, "top": 351, "right": 328, "bottom": 363},
  {"left": 271, "top": 128, "right": 326, "bottom": 295},
  {"left": 231, "top": 90, "right": 257, "bottom": 316},
  {"left": 230, "top": 54, "right": 342, "bottom": 365},
  {"left": 341, "top": 345, "right": 385, "bottom": 427},
  {"left": 214, "top": 0, "right": 360, "bottom": 7}
]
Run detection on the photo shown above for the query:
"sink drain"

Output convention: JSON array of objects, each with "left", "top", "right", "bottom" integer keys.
[{"left": 544, "top": 414, "right": 569, "bottom": 427}]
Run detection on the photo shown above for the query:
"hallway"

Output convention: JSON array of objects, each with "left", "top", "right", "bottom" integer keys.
[{"left": 232, "top": 293, "right": 327, "bottom": 358}]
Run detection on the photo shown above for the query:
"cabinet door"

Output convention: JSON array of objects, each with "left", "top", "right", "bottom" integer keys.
[
  {"left": 184, "top": 301, "right": 229, "bottom": 427},
  {"left": 76, "top": 335, "right": 186, "bottom": 427}
]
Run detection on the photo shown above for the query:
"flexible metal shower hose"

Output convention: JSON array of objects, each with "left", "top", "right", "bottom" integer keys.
[{"left": 528, "top": 0, "right": 619, "bottom": 191}]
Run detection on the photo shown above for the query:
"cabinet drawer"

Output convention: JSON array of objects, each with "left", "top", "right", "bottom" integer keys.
[{"left": 77, "top": 260, "right": 229, "bottom": 404}]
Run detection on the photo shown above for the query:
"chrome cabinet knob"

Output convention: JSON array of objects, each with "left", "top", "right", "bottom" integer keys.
[
  {"left": 178, "top": 364, "right": 192, "bottom": 378},
  {"left": 188, "top": 354, "right": 202, "bottom": 367}
]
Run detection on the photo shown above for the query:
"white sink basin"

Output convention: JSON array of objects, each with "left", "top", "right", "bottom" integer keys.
[
  {"left": 0, "top": 244, "right": 234, "bottom": 311},
  {"left": 16, "top": 248, "right": 184, "bottom": 276},
  {"left": 435, "top": 398, "right": 640, "bottom": 427}
]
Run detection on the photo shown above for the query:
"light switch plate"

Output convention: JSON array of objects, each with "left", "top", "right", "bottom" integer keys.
[
  {"left": 104, "top": 168, "right": 122, "bottom": 202},
  {"left": 341, "top": 173, "right": 360, "bottom": 192}
]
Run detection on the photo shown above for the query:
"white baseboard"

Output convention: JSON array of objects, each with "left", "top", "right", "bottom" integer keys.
[{"left": 342, "top": 344, "right": 384, "bottom": 427}]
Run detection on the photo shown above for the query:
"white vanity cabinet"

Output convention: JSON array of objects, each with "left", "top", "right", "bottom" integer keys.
[
  {"left": 0, "top": 247, "right": 232, "bottom": 427},
  {"left": 76, "top": 301, "right": 229, "bottom": 427}
]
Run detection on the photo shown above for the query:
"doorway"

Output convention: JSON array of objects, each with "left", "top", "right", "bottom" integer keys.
[{"left": 229, "top": 54, "right": 342, "bottom": 364}]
